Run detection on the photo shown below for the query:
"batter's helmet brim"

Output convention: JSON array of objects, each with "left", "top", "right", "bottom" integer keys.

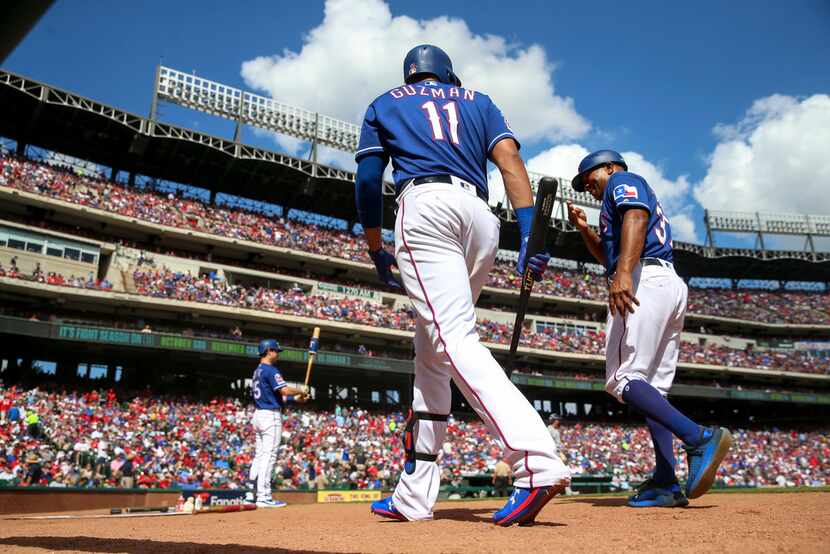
[
  {"left": 571, "top": 149, "right": 628, "bottom": 193},
  {"left": 570, "top": 173, "right": 587, "bottom": 193}
]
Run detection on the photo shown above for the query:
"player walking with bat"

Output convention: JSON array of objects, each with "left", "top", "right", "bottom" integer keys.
[
  {"left": 354, "top": 44, "right": 569, "bottom": 526},
  {"left": 506, "top": 176, "right": 558, "bottom": 374}
]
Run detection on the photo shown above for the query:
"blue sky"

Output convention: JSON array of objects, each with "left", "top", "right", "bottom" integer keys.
[{"left": 4, "top": 0, "right": 830, "bottom": 246}]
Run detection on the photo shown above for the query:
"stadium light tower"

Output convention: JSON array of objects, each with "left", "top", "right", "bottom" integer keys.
[
  {"left": 146, "top": 65, "right": 636, "bottom": 230},
  {"left": 704, "top": 209, "right": 830, "bottom": 260},
  {"left": 149, "top": 66, "right": 360, "bottom": 162}
]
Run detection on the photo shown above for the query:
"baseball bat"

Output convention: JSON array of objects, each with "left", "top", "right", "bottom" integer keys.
[
  {"left": 194, "top": 503, "right": 257, "bottom": 515},
  {"left": 506, "top": 177, "right": 559, "bottom": 375},
  {"left": 110, "top": 506, "right": 169, "bottom": 514},
  {"left": 304, "top": 326, "right": 320, "bottom": 389}
]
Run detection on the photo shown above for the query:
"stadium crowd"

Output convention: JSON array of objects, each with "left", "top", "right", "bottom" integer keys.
[
  {"left": 2, "top": 264, "right": 826, "bottom": 375},
  {"left": 1, "top": 387, "right": 827, "bottom": 490},
  {"left": 125, "top": 268, "right": 830, "bottom": 374},
  {"left": 0, "top": 258, "right": 112, "bottom": 290},
  {"left": 2, "top": 153, "right": 829, "bottom": 325}
]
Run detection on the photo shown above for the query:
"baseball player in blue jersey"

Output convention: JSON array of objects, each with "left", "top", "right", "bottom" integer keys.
[
  {"left": 247, "top": 339, "right": 308, "bottom": 508},
  {"left": 559, "top": 150, "right": 733, "bottom": 507},
  {"left": 355, "top": 44, "right": 569, "bottom": 526}
]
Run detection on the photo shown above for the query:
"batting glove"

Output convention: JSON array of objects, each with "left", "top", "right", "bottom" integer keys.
[
  {"left": 517, "top": 239, "right": 550, "bottom": 281},
  {"left": 369, "top": 248, "right": 401, "bottom": 289}
]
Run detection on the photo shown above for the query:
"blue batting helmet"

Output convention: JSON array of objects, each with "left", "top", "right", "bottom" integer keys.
[
  {"left": 571, "top": 150, "right": 628, "bottom": 192},
  {"left": 403, "top": 44, "right": 461, "bottom": 87},
  {"left": 258, "top": 339, "right": 283, "bottom": 357}
]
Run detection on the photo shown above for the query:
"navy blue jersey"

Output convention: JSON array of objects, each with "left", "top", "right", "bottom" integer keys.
[
  {"left": 252, "top": 362, "right": 286, "bottom": 410},
  {"left": 355, "top": 80, "right": 517, "bottom": 201},
  {"left": 599, "top": 171, "right": 673, "bottom": 275}
]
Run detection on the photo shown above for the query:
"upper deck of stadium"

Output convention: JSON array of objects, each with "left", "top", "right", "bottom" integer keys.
[{"left": 0, "top": 68, "right": 828, "bottom": 282}]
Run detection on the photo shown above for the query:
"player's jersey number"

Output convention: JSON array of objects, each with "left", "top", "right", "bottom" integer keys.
[
  {"left": 421, "top": 101, "right": 460, "bottom": 144},
  {"left": 655, "top": 203, "right": 671, "bottom": 246},
  {"left": 252, "top": 369, "right": 262, "bottom": 399}
]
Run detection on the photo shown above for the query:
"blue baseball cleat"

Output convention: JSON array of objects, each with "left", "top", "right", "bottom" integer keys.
[
  {"left": 493, "top": 482, "right": 567, "bottom": 527},
  {"left": 627, "top": 478, "right": 689, "bottom": 508},
  {"left": 371, "top": 497, "right": 408, "bottom": 521},
  {"left": 684, "top": 426, "right": 733, "bottom": 499}
]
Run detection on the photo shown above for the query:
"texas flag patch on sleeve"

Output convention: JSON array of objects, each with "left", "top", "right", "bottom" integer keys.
[
  {"left": 274, "top": 372, "right": 286, "bottom": 389},
  {"left": 613, "top": 184, "right": 639, "bottom": 201}
]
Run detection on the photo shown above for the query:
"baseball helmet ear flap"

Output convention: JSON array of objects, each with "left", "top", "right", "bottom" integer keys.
[{"left": 446, "top": 68, "right": 462, "bottom": 87}]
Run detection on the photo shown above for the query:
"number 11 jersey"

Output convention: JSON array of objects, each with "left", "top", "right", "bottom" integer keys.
[{"left": 355, "top": 79, "right": 518, "bottom": 203}]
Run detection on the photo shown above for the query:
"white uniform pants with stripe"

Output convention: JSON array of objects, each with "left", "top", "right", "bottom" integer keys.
[
  {"left": 391, "top": 182, "right": 570, "bottom": 521},
  {"left": 605, "top": 262, "right": 688, "bottom": 401},
  {"left": 249, "top": 409, "right": 282, "bottom": 501}
]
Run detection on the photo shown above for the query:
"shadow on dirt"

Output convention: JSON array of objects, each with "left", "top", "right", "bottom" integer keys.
[
  {"left": 563, "top": 497, "right": 715, "bottom": 509},
  {"left": 433, "top": 507, "right": 567, "bottom": 527},
  {"left": 0, "top": 536, "right": 359, "bottom": 554}
]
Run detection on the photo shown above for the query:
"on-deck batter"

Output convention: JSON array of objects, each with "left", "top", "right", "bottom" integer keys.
[
  {"left": 560, "top": 150, "right": 733, "bottom": 507},
  {"left": 247, "top": 339, "right": 308, "bottom": 508},
  {"left": 354, "top": 44, "right": 570, "bottom": 527}
]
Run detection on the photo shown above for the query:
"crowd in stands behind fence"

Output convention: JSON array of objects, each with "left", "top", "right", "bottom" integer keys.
[
  {"left": 0, "top": 387, "right": 827, "bottom": 491},
  {"left": 1, "top": 264, "right": 826, "bottom": 375}
]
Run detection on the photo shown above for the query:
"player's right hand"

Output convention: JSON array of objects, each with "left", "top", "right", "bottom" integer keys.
[
  {"left": 609, "top": 270, "right": 640, "bottom": 317},
  {"left": 567, "top": 201, "right": 589, "bottom": 232},
  {"left": 369, "top": 248, "right": 401, "bottom": 289},
  {"left": 517, "top": 247, "right": 550, "bottom": 281}
]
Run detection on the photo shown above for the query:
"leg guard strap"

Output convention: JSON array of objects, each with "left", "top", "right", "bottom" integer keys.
[{"left": 403, "top": 409, "right": 448, "bottom": 475}]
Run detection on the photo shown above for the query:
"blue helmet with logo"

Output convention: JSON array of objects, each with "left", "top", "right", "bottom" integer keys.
[
  {"left": 258, "top": 338, "right": 284, "bottom": 357},
  {"left": 571, "top": 150, "right": 628, "bottom": 192},
  {"left": 403, "top": 44, "right": 461, "bottom": 87}
]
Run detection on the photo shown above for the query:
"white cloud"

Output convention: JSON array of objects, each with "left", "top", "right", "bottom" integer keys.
[
  {"left": 695, "top": 94, "right": 830, "bottom": 215},
  {"left": 525, "top": 143, "right": 589, "bottom": 179},
  {"left": 486, "top": 143, "right": 588, "bottom": 208},
  {"left": 618, "top": 151, "right": 690, "bottom": 213},
  {"left": 241, "top": 0, "right": 589, "bottom": 156},
  {"left": 669, "top": 213, "right": 698, "bottom": 243}
]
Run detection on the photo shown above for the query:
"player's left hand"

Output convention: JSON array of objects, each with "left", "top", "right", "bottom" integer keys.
[
  {"left": 609, "top": 271, "right": 640, "bottom": 317},
  {"left": 517, "top": 238, "right": 550, "bottom": 281},
  {"left": 369, "top": 248, "right": 401, "bottom": 289}
]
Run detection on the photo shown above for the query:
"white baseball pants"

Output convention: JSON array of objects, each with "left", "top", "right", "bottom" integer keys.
[
  {"left": 605, "top": 261, "right": 688, "bottom": 401},
  {"left": 249, "top": 409, "right": 282, "bottom": 501},
  {"left": 391, "top": 181, "right": 570, "bottom": 521}
]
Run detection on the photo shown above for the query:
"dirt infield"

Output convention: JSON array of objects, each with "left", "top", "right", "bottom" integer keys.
[{"left": 1, "top": 492, "right": 828, "bottom": 553}]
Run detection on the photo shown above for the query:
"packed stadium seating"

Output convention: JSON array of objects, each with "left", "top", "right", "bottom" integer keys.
[
  {"left": 1, "top": 387, "right": 827, "bottom": 490},
  {"left": 1, "top": 152, "right": 828, "bottom": 498},
  {"left": 2, "top": 265, "right": 827, "bottom": 374},
  {"left": 2, "top": 153, "right": 829, "bottom": 325}
]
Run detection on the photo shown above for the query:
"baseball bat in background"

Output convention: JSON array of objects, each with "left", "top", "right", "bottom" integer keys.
[
  {"left": 194, "top": 503, "right": 257, "bottom": 515},
  {"left": 304, "top": 326, "right": 320, "bottom": 391},
  {"left": 506, "top": 177, "right": 559, "bottom": 376},
  {"left": 110, "top": 506, "right": 169, "bottom": 514}
]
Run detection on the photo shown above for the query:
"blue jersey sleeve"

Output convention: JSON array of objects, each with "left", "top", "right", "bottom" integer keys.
[
  {"left": 610, "top": 174, "right": 653, "bottom": 215},
  {"left": 272, "top": 369, "right": 286, "bottom": 391},
  {"left": 485, "top": 98, "right": 519, "bottom": 154},
  {"left": 355, "top": 104, "right": 386, "bottom": 162},
  {"left": 264, "top": 366, "right": 287, "bottom": 391}
]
